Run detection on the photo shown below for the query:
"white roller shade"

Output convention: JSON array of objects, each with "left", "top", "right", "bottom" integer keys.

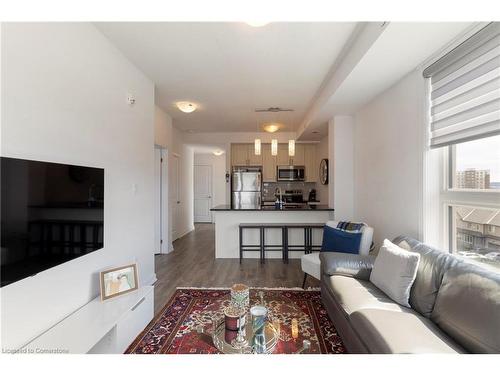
[{"left": 424, "top": 23, "right": 500, "bottom": 148}]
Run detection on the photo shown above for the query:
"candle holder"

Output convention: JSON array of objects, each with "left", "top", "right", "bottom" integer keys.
[{"left": 291, "top": 318, "right": 299, "bottom": 339}]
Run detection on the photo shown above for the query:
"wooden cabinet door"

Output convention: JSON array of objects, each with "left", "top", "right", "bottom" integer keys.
[
  {"left": 291, "top": 143, "right": 305, "bottom": 166},
  {"left": 247, "top": 144, "right": 263, "bottom": 166},
  {"left": 231, "top": 144, "right": 249, "bottom": 166},
  {"left": 276, "top": 143, "right": 290, "bottom": 166},
  {"left": 262, "top": 144, "right": 276, "bottom": 182},
  {"left": 304, "top": 144, "right": 317, "bottom": 182}
]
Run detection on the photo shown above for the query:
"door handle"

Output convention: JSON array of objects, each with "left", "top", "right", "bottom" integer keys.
[{"left": 177, "top": 201, "right": 180, "bottom": 204}]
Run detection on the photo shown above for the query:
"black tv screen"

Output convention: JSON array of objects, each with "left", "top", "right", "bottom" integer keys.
[{"left": 1, "top": 157, "right": 104, "bottom": 287}]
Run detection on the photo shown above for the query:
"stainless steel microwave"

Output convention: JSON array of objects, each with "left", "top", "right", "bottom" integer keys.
[{"left": 277, "top": 165, "right": 305, "bottom": 181}]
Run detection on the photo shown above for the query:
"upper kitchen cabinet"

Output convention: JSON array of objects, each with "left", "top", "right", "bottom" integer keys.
[
  {"left": 247, "top": 144, "right": 263, "bottom": 166},
  {"left": 231, "top": 144, "right": 249, "bottom": 166},
  {"left": 231, "top": 143, "right": 262, "bottom": 166},
  {"left": 276, "top": 143, "right": 305, "bottom": 166},
  {"left": 290, "top": 143, "right": 305, "bottom": 166},
  {"left": 262, "top": 143, "right": 276, "bottom": 182},
  {"left": 304, "top": 144, "right": 318, "bottom": 182},
  {"left": 276, "top": 144, "right": 289, "bottom": 166}
]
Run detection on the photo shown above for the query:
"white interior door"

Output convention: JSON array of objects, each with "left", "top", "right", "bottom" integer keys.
[
  {"left": 194, "top": 165, "right": 212, "bottom": 223},
  {"left": 170, "top": 154, "right": 180, "bottom": 241}
]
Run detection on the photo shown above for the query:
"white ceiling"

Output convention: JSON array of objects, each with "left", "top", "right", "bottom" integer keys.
[
  {"left": 301, "top": 22, "right": 473, "bottom": 139},
  {"left": 96, "top": 22, "right": 474, "bottom": 138},
  {"left": 95, "top": 22, "right": 357, "bottom": 132}
]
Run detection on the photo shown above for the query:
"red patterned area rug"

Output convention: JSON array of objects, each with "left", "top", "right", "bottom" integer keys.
[{"left": 126, "top": 288, "right": 346, "bottom": 354}]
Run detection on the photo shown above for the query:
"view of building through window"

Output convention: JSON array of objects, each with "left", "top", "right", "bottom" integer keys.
[
  {"left": 454, "top": 205, "right": 500, "bottom": 270},
  {"left": 454, "top": 135, "right": 500, "bottom": 189}
]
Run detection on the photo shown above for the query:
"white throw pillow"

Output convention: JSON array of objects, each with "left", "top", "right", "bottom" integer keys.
[{"left": 369, "top": 239, "right": 420, "bottom": 307}]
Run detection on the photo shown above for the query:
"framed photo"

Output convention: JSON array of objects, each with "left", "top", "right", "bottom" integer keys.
[{"left": 100, "top": 263, "right": 138, "bottom": 301}]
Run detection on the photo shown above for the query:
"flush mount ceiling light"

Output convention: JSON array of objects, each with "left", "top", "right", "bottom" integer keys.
[
  {"left": 262, "top": 123, "right": 282, "bottom": 133},
  {"left": 176, "top": 101, "right": 197, "bottom": 113},
  {"left": 246, "top": 21, "right": 269, "bottom": 27},
  {"left": 254, "top": 139, "right": 261, "bottom": 156},
  {"left": 213, "top": 150, "right": 224, "bottom": 156}
]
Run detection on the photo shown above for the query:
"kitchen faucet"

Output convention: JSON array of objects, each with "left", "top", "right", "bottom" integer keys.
[{"left": 275, "top": 187, "right": 284, "bottom": 209}]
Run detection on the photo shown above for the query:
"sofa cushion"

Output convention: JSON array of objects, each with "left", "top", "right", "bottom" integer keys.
[
  {"left": 350, "top": 309, "right": 465, "bottom": 353},
  {"left": 392, "top": 236, "right": 460, "bottom": 317},
  {"left": 321, "top": 225, "right": 362, "bottom": 254},
  {"left": 431, "top": 261, "right": 500, "bottom": 353},
  {"left": 370, "top": 239, "right": 420, "bottom": 307},
  {"left": 320, "top": 252, "right": 375, "bottom": 281},
  {"left": 325, "top": 275, "right": 405, "bottom": 315}
]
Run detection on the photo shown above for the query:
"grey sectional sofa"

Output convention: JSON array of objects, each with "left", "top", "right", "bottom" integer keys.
[{"left": 320, "top": 236, "right": 500, "bottom": 353}]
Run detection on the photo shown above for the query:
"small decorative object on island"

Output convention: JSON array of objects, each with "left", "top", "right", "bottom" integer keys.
[
  {"left": 99, "top": 263, "right": 138, "bottom": 301},
  {"left": 230, "top": 283, "right": 250, "bottom": 309}
]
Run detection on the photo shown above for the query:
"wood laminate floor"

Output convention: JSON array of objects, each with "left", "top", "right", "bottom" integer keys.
[{"left": 154, "top": 223, "right": 319, "bottom": 314}]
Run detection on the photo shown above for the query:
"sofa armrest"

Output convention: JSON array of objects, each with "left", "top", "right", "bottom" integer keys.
[{"left": 320, "top": 252, "right": 376, "bottom": 281}]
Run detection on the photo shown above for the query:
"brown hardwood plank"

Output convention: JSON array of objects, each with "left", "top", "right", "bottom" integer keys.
[{"left": 154, "top": 223, "right": 319, "bottom": 314}]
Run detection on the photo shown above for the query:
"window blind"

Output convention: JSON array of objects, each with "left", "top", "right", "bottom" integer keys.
[{"left": 423, "top": 22, "right": 500, "bottom": 148}]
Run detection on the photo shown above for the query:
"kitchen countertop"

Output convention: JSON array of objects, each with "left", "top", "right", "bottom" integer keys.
[{"left": 211, "top": 204, "right": 334, "bottom": 211}]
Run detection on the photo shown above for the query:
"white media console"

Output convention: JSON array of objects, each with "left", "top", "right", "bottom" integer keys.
[{"left": 22, "top": 286, "right": 154, "bottom": 354}]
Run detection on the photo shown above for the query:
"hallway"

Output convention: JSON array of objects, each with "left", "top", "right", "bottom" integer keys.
[{"left": 153, "top": 223, "right": 319, "bottom": 314}]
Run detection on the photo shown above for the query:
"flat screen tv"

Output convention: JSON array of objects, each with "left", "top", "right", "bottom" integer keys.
[{"left": 1, "top": 157, "right": 104, "bottom": 287}]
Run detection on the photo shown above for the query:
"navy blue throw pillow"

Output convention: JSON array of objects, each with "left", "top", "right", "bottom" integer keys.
[{"left": 321, "top": 225, "right": 362, "bottom": 254}]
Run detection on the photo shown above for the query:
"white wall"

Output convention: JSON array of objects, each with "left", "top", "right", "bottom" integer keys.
[
  {"left": 1, "top": 23, "right": 156, "bottom": 350},
  {"left": 353, "top": 69, "right": 425, "bottom": 247},
  {"left": 328, "top": 116, "right": 354, "bottom": 219},
  {"left": 315, "top": 136, "right": 329, "bottom": 204},
  {"left": 194, "top": 153, "right": 227, "bottom": 213},
  {"left": 154, "top": 106, "right": 173, "bottom": 251}
]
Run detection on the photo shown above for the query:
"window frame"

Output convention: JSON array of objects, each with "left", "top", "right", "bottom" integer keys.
[{"left": 440, "top": 146, "right": 500, "bottom": 254}]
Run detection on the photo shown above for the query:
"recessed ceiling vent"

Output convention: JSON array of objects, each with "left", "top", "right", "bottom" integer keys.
[{"left": 254, "top": 107, "right": 294, "bottom": 113}]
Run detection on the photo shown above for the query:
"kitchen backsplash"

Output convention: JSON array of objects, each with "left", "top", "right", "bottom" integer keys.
[{"left": 262, "top": 182, "right": 317, "bottom": 201}]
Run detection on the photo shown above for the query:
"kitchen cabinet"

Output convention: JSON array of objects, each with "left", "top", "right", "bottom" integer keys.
[
  {"left": 276, "top": 143, "right": 304, "bottom": 166},
  {"left": 262, "top": 144, "right": 276, "bottom": 182},
  {"left": 231, "top": 143, "right": 262, "bottom": 166},
  {"left": 304, "top": 144, "right": 317, "bottom": 182},
  {"left": 247, "top": 145, "right": 263, "bottom": 166},
  {"left": 276, "top": 144, "right": 289, "bottom": 166},
  {"left": 290, "top": 143, "right": 305, "bottom": 166}
]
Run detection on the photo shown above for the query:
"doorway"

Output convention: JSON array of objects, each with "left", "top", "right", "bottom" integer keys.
[
  {"left": 154, "top": 146, "right": 169, "bottom": 254},
  {"left": 194, "top": 164, "right": 213, "bottom": 222}
]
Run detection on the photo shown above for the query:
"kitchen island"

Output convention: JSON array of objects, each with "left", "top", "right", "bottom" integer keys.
[{"left": 211, "top": 205, "right": 334, "bottom": 259}]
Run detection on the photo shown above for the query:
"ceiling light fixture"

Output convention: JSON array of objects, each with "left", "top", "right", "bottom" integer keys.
[
  {"left": 271, "top": 139, "right": 278, "bottom": 156},
  {"left": 288, "top": 140, "right": 295, "bottom": 157},
  {"left": 213, "top": 150, "right": 224, "bottom": 156},
  {"left": 176, "top": 101, "right": 197, "bottom": 113},
  {"left": 254, "top": 139, "right": 261, "bottom": 156},
  {"left": 263, "top": 123, "right": 281, "bottom": 133},
  {"left": 246, "top": 21, "right": 269, "bottom": 27}
]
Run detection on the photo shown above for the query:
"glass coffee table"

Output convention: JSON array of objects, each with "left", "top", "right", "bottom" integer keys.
[{"left": 200, "top": 290, "right": 312, "bottom": 354}]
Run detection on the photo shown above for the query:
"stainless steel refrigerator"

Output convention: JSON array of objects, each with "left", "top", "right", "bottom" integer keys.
[{"left": 232, "top": 170, "right": 262, "bottom": 209}]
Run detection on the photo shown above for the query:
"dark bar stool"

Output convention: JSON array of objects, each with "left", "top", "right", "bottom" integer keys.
[{"left": 239, "top": 224, "right": 265, "bottom": 264}]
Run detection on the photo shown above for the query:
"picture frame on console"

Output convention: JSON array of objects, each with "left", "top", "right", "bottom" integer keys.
[{"left": 100, "top": 263, "right": 139, "bottom": 301}]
